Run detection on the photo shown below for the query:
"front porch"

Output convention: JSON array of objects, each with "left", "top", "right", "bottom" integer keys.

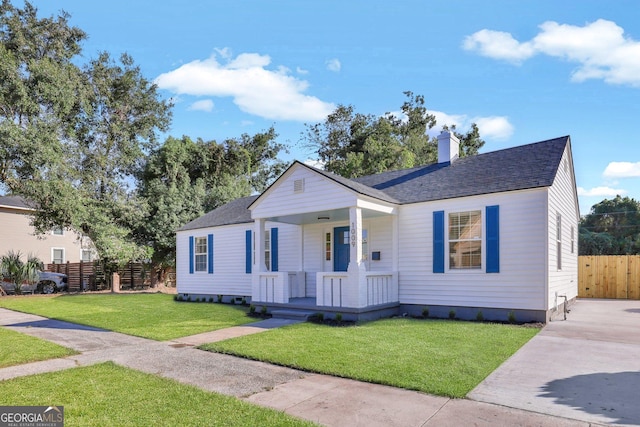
[
  {"left": 248, "top": 162, "right": 402, "bottom": 319},
  {"left": 251, "top": 270, "right": 399, "bottom": 320}
]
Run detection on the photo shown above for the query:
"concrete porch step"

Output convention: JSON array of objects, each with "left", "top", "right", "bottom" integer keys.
[{"left": 270, "top": 309, "right": 315, "bottom": 321}]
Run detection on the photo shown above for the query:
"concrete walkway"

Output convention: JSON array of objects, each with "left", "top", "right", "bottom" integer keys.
[
  {"left": 0, "top": 307, "right": 603, "bottom": 427},
  {"left": 470, "top": 299, "right": 640, "bottom": 427}
]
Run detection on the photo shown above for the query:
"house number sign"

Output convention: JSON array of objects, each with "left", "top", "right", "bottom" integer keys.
[{"left": 350, "top": 222, "right": 356, "bottom": 247}]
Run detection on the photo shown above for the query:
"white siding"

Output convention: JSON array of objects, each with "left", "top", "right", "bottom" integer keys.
[
  {"left": 176, "top": 222, "right": 300, "bottom": 296},
  {"left": 251, "top": 165, "right": 358, "bottom": 218},
  {"left": 363, "top": 216, "right": 394, "bottom": 272},
  {"left": 547, "top": 146, "right": 579, "bottom": 309},
  {"left": 398, "top": 189, "right": 548, "bottom": 310}
]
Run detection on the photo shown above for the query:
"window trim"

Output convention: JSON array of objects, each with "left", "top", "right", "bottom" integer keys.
[
  {"left": 51, "top": 247, "right": 65, "bottom": 264},
  {"left": 194, "top": 236, "right": 208, "bottom": 273},
  {"left": 264, "top": 229, "right": 271, "bottom": 271},
  {"left": 556, "top": 213, "right": 562, "bottom": 271},
  {"left": 447, "top": 210, "right": 483, "bottom": 271},
  {"left": 80, "top": 249, "right": 93, "bottom": 262}
]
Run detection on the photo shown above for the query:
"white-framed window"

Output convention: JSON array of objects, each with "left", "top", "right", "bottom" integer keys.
[
  {"left": 52, "top": 248, "right": 65, "bottom": 264},
  {"left": 194, "top": 236, "right": 208, "bottom": 272},
  {"left": 264, "top": 229, "right": 271, "bottom": 271},
  {"left": 556, "top": 213, "right": 562, "bottom": 270},
  {"left": 448, "top": 210, "right": 482, "bottom": 269},
  {"left": 325, "top": 232, "right": 332, "bottom": 261},
  {"left": 571, "top": 225, "right": 575, "bottom": 254},
  {"left": 51, "top": 226, "right": 64, "bottom": 236},
  {"left": 362, "top": 229, "right": 369, "bottom": 261},
  {"left": 81, "top": 249, "right": 93, "bottom": 262}
]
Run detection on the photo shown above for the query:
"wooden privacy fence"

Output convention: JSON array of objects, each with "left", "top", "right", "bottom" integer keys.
[
  {"left": 45, "top": 261, "right": 153, "bottom": 292},
  {"left": 578, "top": 255, "right": 640, "bottom": 299}
]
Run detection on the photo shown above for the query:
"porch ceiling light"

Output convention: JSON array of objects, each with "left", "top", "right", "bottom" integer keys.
[{"left": 317, "top": 215, "right": 330, "bottom": 221}]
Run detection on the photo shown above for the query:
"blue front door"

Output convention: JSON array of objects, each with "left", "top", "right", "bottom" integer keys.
[{"left": 334, "top": 226, "right": 350, "bottom": 272}]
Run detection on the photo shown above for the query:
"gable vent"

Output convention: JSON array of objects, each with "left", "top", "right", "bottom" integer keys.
[{"left": 294, "top": 178, "right": 305, "bottom": 193}]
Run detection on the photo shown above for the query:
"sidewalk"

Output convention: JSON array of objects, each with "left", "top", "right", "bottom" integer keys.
[{"left": 0, "top": 308, "right": 596, "bottom": 427}]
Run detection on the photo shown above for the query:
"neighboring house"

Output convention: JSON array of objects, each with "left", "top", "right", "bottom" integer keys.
[
  {"left": 0, "top": 195, "right": 94, "bottom": 265},
  {"left": 176, "top": 132, "right": 579, "bottom": 322}
]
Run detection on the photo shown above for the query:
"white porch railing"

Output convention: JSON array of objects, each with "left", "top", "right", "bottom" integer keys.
[
  {"left": 316, "top": 273, "right": 348, "bottom": 307},
  {"left": 366, "top": 273, "right": 398, "bottom": 306},
  {"left": 254, "top": 271, "right": 305, "bottom": 303},
  {"left": 317, "top": 271, "right": 398, "bottom": 308}
]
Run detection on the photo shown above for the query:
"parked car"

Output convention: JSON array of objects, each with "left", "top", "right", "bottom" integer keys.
[{"left": 0, "top": 271, "right": 68, "bottom": 294}]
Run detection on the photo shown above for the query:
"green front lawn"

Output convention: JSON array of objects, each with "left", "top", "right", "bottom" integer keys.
[
  {"left": 0, "top": 362, "right": 316, "bottom": 427},
  {"left": 202, "top": 318, "right": 539, "bottom": 398},
  {"left": 0, "top": 327, "right": 77, "bottom": 368},
  {"left": 0, "top": 294, "right": 255, "bottom": 341}
]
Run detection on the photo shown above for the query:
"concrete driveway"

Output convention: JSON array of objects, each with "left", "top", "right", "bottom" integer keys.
[{"left": 469, "top": 299, "right": 640, "bottom": 426}]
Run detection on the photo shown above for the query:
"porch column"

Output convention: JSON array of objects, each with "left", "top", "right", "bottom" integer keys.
[
  {"left": 347, "top": 207, "right": 365, "bottom": 272},
  {"left": 254, "top": 218, "right": 267, "bottom": 272},
  {"left": 392, "top": 212, "right": 399, "bottom": 272}
]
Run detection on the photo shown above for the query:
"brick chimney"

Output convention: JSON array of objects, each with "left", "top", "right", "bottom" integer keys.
[{"left": 437, "top": 130, "right": 460, "bottom": 164}]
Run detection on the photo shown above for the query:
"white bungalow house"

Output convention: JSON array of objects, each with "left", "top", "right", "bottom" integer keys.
[{"left": 176, "top": 132, "right": 579, "bottom": 322}]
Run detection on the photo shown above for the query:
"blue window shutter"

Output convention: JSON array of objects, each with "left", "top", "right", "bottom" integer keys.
[
  {"left": 271, "top": 227, "right": 278, "bottom": 272},
  {"left": 188, "top": 236, "right": 194, "bottom": 274},
  {"left": 207, "top": 234, "right": 214, "bottom": 274},
  {"left": 245, "top": 230, "right": 252, "bottom": 274},
  {"left": 486, "top": 205, "right": 500, "bottom": 273},
  {"left": 433, "top": 211, "right": 445, "bottom": 273}
]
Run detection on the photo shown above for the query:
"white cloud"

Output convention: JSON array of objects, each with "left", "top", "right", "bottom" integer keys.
[
  {"left": 303, "top": 158, "right": 325, "bottom": 169},
  {"left": 296, "top": 67, "right": 309, "bottom": 75},
  {"left": 603, "top": 161, "right": 640, "bottom": 178},
  {"left": 187, "top": 99, "right": 214, "bottom": 112},
  {"left": 155, "top": 50, "right": 335, "bottom": 121},
  {"left": 463, "top": 29, "right": 535, "bottom": 64},
  {"left": 326, "top": 58, "right": 341, "bottom": 72},
  {"left": 577, "top": 186, "right": 627, "bottom": 197},
  {"left": 428, "top": 110, "right": 514, "bottom": 140},
  {"left": 463, "top": 19, "right": 640, "bottom": 87},
  {"left": 473, "top": 116, "right": 514, "bottom": 140}
]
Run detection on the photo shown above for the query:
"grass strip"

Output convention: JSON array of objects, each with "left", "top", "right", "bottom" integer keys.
[
  {"left": 0, "top": 293, "right": 255, "bottom": 341},
  {"left": 202, "top": 318, "right": 539, "bottom": 398},
  {"left": 0, "top": 326, "right": 77, "bottom": 368},
  {"left": 0, "top": 362, "right": 316, "bottom": 427}
]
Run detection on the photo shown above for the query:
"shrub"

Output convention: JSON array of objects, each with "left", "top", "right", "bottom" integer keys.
[
  {"left": 335, "top": 313, "right": 343, "bottom": 322},
  {"left": 260, "top": 305, "right": 268, "bottom": 315},
  {"left": 208, "top": 297, "right": 214, "bottom": 303},
  {"left": 448, "top": 309, "right": 456, "bottom": 320},
  {"left": 422, "top": 307, "right": 429, "bottom": 318},
  {"left": 476, "top": 310, "right": 484, "bottom": 322},
  {"left": 249, "top": 304, "right": 256, "bottom": 314},
  {"left": 241, "top": 297, "right": 247, "bottom": 305},
  {"left": 217, "top": 294, "right": 223, "bottom": 303},
  {"left": 315, "top": 312, "right": 324, "bottom": 322},
  {"left": 508, "top": 310, "right": 516, "bottom": 324}
]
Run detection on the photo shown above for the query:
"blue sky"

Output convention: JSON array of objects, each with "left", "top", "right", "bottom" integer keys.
[{"left": 32, "top": 0, "right": 640, "bottom": 214}]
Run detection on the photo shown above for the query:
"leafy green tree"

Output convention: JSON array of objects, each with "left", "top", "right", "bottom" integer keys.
[
  {"left": 579, "top": 196, "right": 640, "bottom": 255},
  {"left": 302, "top": 91, "right": 485, "bottom": 178},
  {"left": 137, "top": 129, "right": 288, "bottom": 273},
  {"left": 0, "top": 2, "right": 171, "bottom": 281}
]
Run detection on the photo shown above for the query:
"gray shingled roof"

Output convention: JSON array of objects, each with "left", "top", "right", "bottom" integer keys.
[
  {"left": 181, "top": 136, "right": 569, "bottom": 229},
  {"left": 178, "top": 195, "right": 258, "bottom": 231},
  {"left": 0, "top": 195, "right": 33, "bottom": 210},
  {"left": 353, "top": 136, "right": 569, "bottom": 203}
]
